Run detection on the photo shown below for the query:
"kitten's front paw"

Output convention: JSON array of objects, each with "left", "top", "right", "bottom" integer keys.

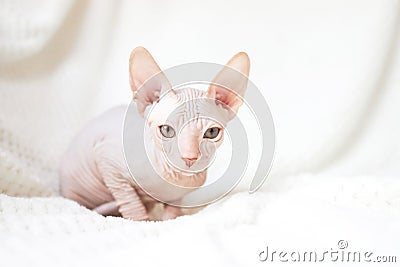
[
  {"left": 122, "top": 213, "right": 149, "bottom": 221},
  {"left": 119, "top": 204, "right": 149, "bottom": 221},
  {"left": 162, "top": 205, "right": 182, "bottom": 221}
]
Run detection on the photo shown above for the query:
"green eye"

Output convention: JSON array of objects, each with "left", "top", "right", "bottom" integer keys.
[
  {"left": 203, "top": 127, "right": 221, "bottom": 139},
  {"left": 159, "top": 125, "right": 175, "bottom": 138}
]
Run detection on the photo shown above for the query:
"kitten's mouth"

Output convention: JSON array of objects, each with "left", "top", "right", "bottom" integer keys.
[
  {"left": 161, "top": 151, "right": 216, "bottom": 175},
  {"left": 169, "top": 162, "right": 207, "bottom": 175},
  {"left": 164, "top": 155, "right": 210, "bottom": 175}
]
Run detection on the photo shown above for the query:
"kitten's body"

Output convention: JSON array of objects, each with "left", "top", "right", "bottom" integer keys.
[
  {"left": 60, "top": 97, "right": 207, "bottom": 220},
  {"left": 60, "top": 105, "right": 154, "bottom": 217}
]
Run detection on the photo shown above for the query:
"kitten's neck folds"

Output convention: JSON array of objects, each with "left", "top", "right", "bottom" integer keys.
[{"left": 145, "top": 133, "right": 207, "bottom": 188}]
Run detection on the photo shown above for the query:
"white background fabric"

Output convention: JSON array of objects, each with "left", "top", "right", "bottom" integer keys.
[{"left": 0, "top": 0, "right": 399, "bottom": 266}]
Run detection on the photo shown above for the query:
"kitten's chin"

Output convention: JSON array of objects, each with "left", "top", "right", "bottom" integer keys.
[
  {"left": 166, "top": 163, "right": 207, "bottom": 177},
  {"left": 171, "top": 167, "right": 203, "bottom": 176},
  {"left": 179, "top": 170, "right": 201, "bottom": 177}
]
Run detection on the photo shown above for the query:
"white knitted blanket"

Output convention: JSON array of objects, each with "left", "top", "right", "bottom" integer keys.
[{"left": 1, "top": 0, "right": 399, "bottom": 266}]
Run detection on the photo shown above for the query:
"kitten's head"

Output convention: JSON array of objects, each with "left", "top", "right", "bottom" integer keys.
[{"left": 129, "top": 47, "right": 250, "bottom": 175}]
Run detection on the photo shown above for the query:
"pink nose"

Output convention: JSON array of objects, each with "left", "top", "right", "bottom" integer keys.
[{"left": 183, "top": 157, "right": 198, "bottom": 168}]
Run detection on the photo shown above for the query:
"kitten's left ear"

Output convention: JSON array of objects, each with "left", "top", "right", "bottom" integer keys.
[
  {"left": 207, "top": 52, "right": 250, "bottom": 114},
  {"left": 129, "top": 47, "right": 173, "bottom": 115}
]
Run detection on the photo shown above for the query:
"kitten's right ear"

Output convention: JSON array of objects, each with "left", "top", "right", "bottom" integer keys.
[{"left": 129, "top": 47, "right": 173, "bottom": 115}]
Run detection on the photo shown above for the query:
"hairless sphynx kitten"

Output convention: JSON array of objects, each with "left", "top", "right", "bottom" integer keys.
[{"left": 60, "top": 47, "right": 250, "bottom": 221}]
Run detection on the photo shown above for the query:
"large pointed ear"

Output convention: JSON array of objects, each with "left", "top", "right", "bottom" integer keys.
[
  {"left": 207, "top": 52, "right": 250, "bottom": 115},
  {"left": 129, "top": 47, "right": 173, "bottom": 115}
]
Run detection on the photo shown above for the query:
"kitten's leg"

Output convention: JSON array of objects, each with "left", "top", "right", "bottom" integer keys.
[
  {"left": 103, "top": 176, "right": 149, "bottom": 220},
  {"left": 101, "top": 173, "right": 148, "bottom": 221},
  {"left": 162, "top": 204, "right": 183, "bottom": 221},
  {"left": 95, "top": 142, "right": 149, "bottom": 221}
]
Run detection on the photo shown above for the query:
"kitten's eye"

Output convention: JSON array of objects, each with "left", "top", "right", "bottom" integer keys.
[
  {"left": 203, "top": 127, "right": 221, "bottom": 139},
  {"left": 159, "top": 125, "right": 175, "bottom": 138}
]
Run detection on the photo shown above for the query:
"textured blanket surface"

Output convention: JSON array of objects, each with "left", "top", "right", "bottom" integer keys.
[
  {"left": 1, "top": 0, "right": 400, "bottom": 266},
  {"left": 1, "top": 174, "right": 400, "bottom": 266}
]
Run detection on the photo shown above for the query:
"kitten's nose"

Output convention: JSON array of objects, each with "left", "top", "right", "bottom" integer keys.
[{"left": 182, "top": 157, "right": 198, "bottom": 168}]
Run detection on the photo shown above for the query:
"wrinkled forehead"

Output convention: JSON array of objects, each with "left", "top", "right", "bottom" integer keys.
[{"left": 146, "top": 87, "right": 230, "bottom": 127}]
